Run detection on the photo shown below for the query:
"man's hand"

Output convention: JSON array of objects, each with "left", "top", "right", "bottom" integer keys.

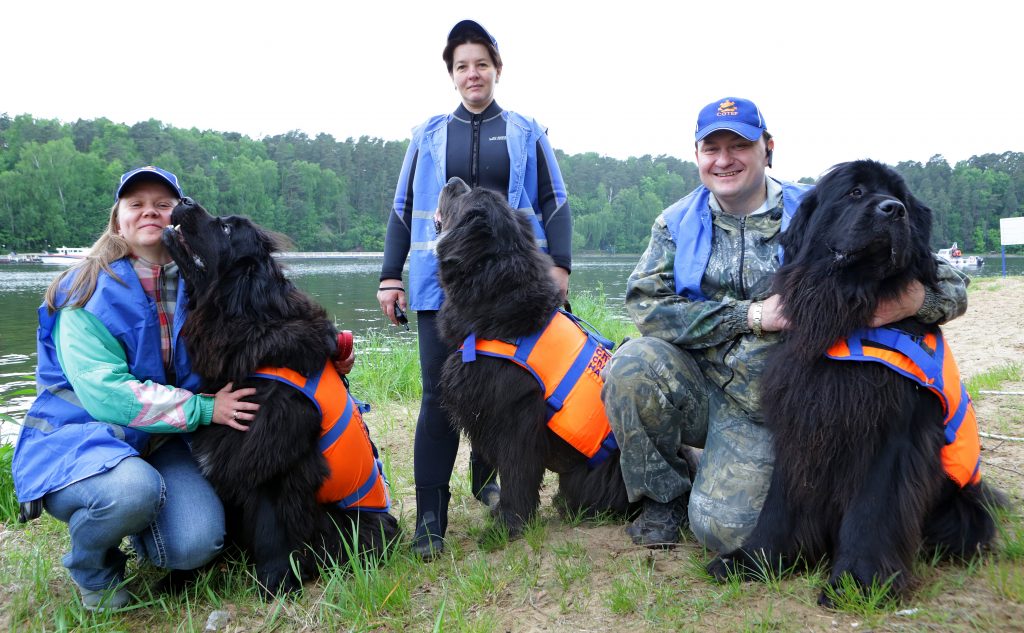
[
  {"left": 869, "top": 280, "right": 926, "bottom": 327},
  {"left": 756, "top": 294, "right": 790, "bottom": 332}
]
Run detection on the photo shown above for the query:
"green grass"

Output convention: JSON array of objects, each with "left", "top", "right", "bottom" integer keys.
[
  {"left": 964, "top": 362, "right": 1024, "bottom": 400},
  {"left": 2, "top": 294, "right": 1022, "bottom": 631}
]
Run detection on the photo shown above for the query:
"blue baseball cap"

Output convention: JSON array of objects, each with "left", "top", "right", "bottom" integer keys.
[
  {"left": 447, "top": 19, "right": 498, "bottom": 50},
  {"left": 695, "top": 97, "right": 768, "bottom": 142},
  {"left": 115, "top": 165, "right": 183, "bottom": 202}
]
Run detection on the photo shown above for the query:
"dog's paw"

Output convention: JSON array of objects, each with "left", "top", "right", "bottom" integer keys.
[
  {"left": 257, "top": 563, "right": 302, "bottom": 599},
  {"left": 706, "top": 554, "right": 738, "bottom": 582}
]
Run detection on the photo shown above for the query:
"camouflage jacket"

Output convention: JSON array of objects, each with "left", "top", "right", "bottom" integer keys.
[{"left": 625, "top": 194, "right": 970, "bottom": 418}]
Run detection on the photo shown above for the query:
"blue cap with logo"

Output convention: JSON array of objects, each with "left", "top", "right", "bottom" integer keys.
[
  {"left": 447, "top": 19, "right": 498, "bottom": 50},
  {"left": 115, "top": 166, "right": 183, "bottom": 202},
  {"left": 695, "top": 97, "right": 767, "bottom": 142}
]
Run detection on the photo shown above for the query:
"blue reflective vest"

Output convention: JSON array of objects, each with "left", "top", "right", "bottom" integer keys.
[
  {"left": 395, "top": 110, "right": 566, "bottom": 311},
  {"left": 12, "top": 258, "right": 197, "bottom": 502},
  {"left": 663, "top": 179, "right": 812, "bottom": 300}
]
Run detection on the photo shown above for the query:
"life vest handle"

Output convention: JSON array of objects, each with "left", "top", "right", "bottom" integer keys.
[{"left": 557, "top": 309, "right": 615, "bottom": 351}]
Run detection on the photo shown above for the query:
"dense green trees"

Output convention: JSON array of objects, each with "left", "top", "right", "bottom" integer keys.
[{"left": 1, "top": 113, "right": 1021, "bottom": 254}]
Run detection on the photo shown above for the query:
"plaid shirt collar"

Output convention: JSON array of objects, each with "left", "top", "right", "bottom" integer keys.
[{"left": 131, "top": 255, "right": 179, "bottom": 369}]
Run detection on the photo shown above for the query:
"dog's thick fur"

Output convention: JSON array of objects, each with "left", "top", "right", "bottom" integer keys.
[
  {"left": 706, "top": 160, "right": 1004, "bottom": 605},
  {"left": 435, "top": 178, "right": 634, "bottom": 536},
  {"left": 162, "top": 199, "right": 398, "bottom": 596}
]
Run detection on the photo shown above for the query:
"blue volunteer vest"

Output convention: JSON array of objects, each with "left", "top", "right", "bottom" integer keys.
[
  {"left": 397, "top": 110, "right": 565, "bottom": 311},
  {"left": 663, "top": 180, "right": 812, "bottom": 300},
  {"left": 12, "top": 258, "right": 197, "bottom": 502}
]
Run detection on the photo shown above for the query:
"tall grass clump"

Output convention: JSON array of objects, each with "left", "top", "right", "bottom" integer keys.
[
  {"left": 567, "top": 285, "right": 638, "bottom": 349},
  {"left": 348, "top": 330, "right": 422, "bottom": 403}
]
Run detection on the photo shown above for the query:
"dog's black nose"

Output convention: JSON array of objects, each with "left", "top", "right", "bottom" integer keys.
[{"left": 878, "top": 199, "right": 906, "bottom": 218}]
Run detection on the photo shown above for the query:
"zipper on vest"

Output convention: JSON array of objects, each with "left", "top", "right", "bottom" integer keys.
[
  {"left": 738, "top": 215, "right": 747, "bottom": 299},
  {"left": 471, "top": 115, "right": 481, "bottom": 187}
]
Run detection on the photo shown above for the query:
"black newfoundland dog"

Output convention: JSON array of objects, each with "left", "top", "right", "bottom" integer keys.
[
  {"left": 162, "top": 198, "right": 398, "bottom": 596},
  {"left": 435, "top": 177, "right": 634, "bottom": 537},
  {"left": 706, "top": 160, "right": 1004, "bottom": 605}
]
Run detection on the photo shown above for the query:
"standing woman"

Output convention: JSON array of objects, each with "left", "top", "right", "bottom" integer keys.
[
  {"left": 12, "top": 167, "right": 258, "bottom": 610},
  {"left": 377, "top": 19, "right": 573, "bottom": 558}
]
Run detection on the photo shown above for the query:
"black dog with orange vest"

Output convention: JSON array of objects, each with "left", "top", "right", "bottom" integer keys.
[
  {"left": 705, "top": 160, "right": 1004, "bottom": 605},
  {"left": 435, "top": 177, "right": 635, "bottom": 537},
  {"left": 163, "top": 199, "right": 398, "bottom": 596}
]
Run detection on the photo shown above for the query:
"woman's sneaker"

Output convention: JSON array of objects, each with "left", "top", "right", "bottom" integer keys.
[{"left": 79, "top": 585, "right": 132, "bottom": 611}]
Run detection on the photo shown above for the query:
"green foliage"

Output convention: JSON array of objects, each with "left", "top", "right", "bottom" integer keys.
[
  {"left": 0, "top": 443, "right": 18, "bottom": 523},
  {"left": 3, "top": 114, "right": 1021, "bottom": 254}
]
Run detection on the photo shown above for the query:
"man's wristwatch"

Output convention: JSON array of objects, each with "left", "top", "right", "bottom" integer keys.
[{"left": 750, "top": 301, "right": 764, "bottom": 337}]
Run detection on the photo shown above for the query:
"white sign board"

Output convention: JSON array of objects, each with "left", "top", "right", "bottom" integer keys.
[{"left": 1000, "top": 217, "right": 1024, "bottom": 246}]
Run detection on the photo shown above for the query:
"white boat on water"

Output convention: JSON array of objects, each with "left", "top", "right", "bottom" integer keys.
[
  {"left": 936, "top": 242, "right": 984, "bottom": 271},
  {"left": 39, "top": 247, "right": 90, "bottom": 265}
]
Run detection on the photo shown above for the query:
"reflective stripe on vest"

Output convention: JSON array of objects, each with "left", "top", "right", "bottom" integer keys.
[
  {"left": 825, "top": 327, "right": 982, "bottom": 487},
  {"left": 459, "top": 310, "right": 617, "bottom": 467},
  {"left": 252, "top": 362, "right": 391, "bottom": 511}
]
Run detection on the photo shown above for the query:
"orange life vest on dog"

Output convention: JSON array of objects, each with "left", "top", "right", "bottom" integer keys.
[
  {"left": 252, "top": 362, "right": 391, "bottom": 511},
  {"left": 825, "top": 327, "right": 982, "bottom": 487},
  {"left": 460, "top": 310, "right": 618, "bottom": 467}
]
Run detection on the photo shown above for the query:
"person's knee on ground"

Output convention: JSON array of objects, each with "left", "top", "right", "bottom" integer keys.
[
  {"left": 687, "top": 409, "right": 775, "bottom": 553},
  {"left": 44, "top": 457, "right": 163, "bottom": 606}
]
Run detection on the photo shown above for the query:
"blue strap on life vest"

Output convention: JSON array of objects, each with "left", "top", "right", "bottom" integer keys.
[
  {"left": 586, "top": 432, "right": 619, "bottom": 469},
  {"left": 336, "top": 457, "right": 392, "bottom": 512},
  {"left": 317, "top": 395, "right": 355, "bottom": 454},
  {"left": 837, "top": 327, "right": 969, "bottom": 444},
  {"left": 252, "top": 367, "right": 326, "bottom": 416},
  {"left": 547, "top": 334, "right": 600, "bottom": 413}
]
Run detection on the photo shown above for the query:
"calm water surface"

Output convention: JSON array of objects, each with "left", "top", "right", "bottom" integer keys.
[
  {"left": 0, "top": 254, "right": 641, "bottom": 441},
  {"left": 2, "top": 254, "right": 1021, "bottom": 441}
]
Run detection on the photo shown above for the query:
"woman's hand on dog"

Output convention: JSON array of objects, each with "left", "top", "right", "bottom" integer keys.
[
  {"left": 550, "top": 266, "right": 570, "bottom": 303},
  {"left": 377, "top": 280, "right": 407, "bottom": 326},
  {"left": 333, "top": 348, "right": 355, "bottom": 375},
  {"left": 212, "top": 382, "right": 259, "bottom": 431}
]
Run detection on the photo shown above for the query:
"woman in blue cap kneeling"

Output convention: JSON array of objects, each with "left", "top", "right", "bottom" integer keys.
[{"left": 12, "top": 167, "right": 259, "bottom": 610}]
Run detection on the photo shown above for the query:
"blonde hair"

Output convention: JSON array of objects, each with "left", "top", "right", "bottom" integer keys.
[{"left": 44, "top": 201, "right": 135, "bottom": 313}]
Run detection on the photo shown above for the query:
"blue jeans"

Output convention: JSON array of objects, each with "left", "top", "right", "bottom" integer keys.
[{"left": 44, "top": 437, "right": 225, "bottom": 591}]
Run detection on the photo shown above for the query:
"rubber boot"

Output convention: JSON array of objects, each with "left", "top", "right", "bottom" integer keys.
[
  {"left": 411, "top": 486, "right": 450, "bottom": 561},
  {"left": 469, "top": 451, "right": 500, "bottom": 510}
]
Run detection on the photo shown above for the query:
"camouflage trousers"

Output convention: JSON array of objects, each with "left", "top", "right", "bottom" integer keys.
[{"left": 602, "top": 336, "right": 774, "bottom": 552}]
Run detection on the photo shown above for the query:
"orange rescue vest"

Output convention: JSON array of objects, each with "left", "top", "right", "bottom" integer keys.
[
  {"left": 460, "top": 310, "right": 618, "bottom": 467},
  {"left": 825, "top": 327, "right": 982, "bottom": 487},
  {"left": 252, "top": 362, "right": 391, "bottom": 511}
]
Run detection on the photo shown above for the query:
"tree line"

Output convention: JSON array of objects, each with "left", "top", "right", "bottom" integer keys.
[{"left": 1, "top": 113, "right": 1021, "bottom": 255}]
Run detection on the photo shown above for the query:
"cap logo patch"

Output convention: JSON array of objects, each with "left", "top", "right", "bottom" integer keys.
[{"left": 717, "top": 100, "right": 738, "bottom": 116}]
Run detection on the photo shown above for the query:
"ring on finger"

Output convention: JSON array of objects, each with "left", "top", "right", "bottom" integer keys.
[{"left": 232, "top": 411, "right": 238, "bottom": 421}]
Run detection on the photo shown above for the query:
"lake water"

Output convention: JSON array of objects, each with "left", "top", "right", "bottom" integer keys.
[
  {"left": 2, "top": 253, "right": 1021, "bottom": 442},
  {"left": 0, "top": 254, "right": 641, "bottom": 441}
]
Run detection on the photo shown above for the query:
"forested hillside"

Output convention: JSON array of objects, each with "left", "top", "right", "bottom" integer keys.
[{"left": 1, "top": 114, "right": 1020, "bottom": 254}]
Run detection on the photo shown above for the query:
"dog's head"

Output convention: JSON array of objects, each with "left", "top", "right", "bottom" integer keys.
[
  {"left": 437, "top": 176, "right": 473, "bottom": 234},
  {"left": 781, "top": 160, "right": 935, "bottom": 285},
  {"left": 434, "top": 180, "right": 560, "bottom": 340},
  {"left": 162, "top": 198, "right": 287, "bottom": 298}
]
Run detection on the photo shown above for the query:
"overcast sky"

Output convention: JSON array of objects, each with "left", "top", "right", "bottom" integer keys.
[{"left": 4, "top": 1, "right": 1021, "bottom": 183}]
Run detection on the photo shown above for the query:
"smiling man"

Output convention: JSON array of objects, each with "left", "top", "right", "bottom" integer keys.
[{"left": 600, "top": 97, "right": 971, "bottom": 551}]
